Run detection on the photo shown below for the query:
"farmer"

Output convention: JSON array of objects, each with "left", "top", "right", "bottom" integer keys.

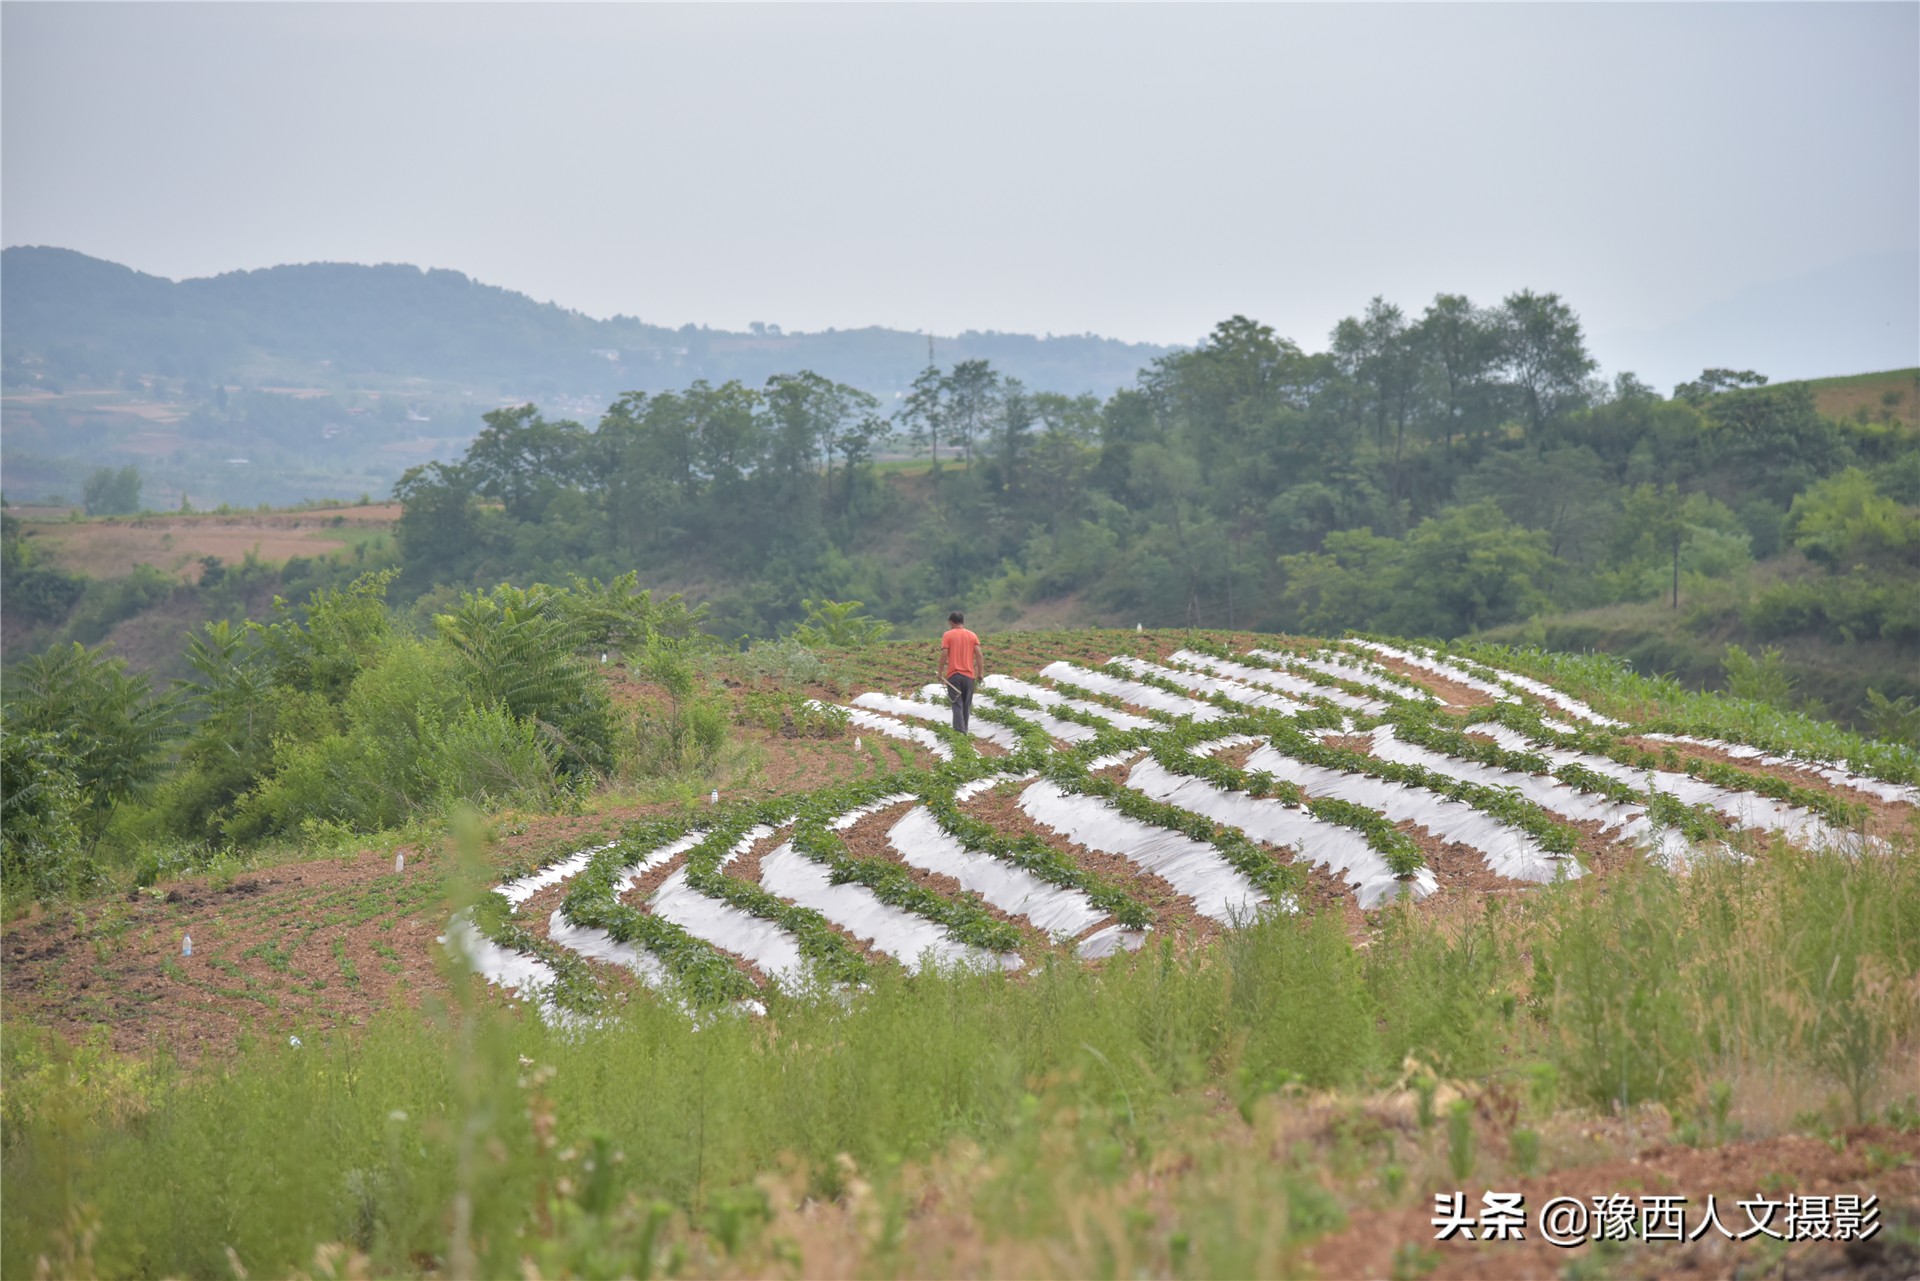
[{"left": 939, "top": 611, "right": 983, "bottom": 733}]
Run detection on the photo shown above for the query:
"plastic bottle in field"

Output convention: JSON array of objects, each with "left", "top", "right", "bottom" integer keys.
[
  {"left": 182, "top": 933, "right": 192, "bottom": 957},
  {"left": 395, "top": 851, "right": 406, "bottom": 874}
]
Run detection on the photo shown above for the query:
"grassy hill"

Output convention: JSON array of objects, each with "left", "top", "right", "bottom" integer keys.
[
  {"left": 5, "top": 626, "right": 1915, "bottom": 1278},
  {"left": 1800, "top": 366, "right": 1920, "bottom": 432}
]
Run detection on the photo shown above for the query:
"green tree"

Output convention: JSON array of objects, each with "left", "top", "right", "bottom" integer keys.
[
  {"left": 1496, "top": 290, "right": 1595, "bottom": 441},
  {"left": 1278, "top": 526, "right": 1403, "bottom": 636},
  {"left": 940, "top": 359, "right": 1002, "bottom": 465},
  {"left": 463, "top": 405, "right": 590, "bottom": 522},
  {"left": 3, "top": 642, "right": 175, "bottom": 843},
  {"left": 1417, "top": 293, "right": 1503, "bottom": 451},
  {"left": 434, "top": 584, "right": 615, "bottom": 775},
  {"left": 1332, "top": 297, "right": 1420, "bottom": 493},
  {"left": 1385, "top": 501, "right": 1555, "bottom": 636},
  {"left": 81, "top": 464, "right": 142, "bottom": 516},
  {"left": 896, "top": 364, "right": 946, "bottom": 469},
  {"left": 792, "top": 598, "right": 894, "bottom": 648},
  {"left": 0, "top": 730, "right": 86, "bottom": 897},
  {"left": 1786, "top": 469, "right": 1917, "bottom": 568},
  {"left": 1673, "top": 367, "right": 1767, "bottom": 404}
]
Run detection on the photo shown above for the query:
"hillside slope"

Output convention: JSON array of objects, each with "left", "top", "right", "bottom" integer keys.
[{"left": 0, "top": 246, "right": 1173, "bottom": 400}]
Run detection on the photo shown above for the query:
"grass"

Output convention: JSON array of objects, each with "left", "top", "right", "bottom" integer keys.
[
  {"left": 1793, "top": 367, "right": 1920, "bottom": 431},
  {"left": 5, "top": 837, "right": 1916, "bottom": 1278},
  {"left": 7, "top": 625, "right": 1919, "bottom": 1273}
]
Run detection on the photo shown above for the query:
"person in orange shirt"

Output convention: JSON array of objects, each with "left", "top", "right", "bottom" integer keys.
[{"left": 938, "top": 611, "right": 983, "bottom": 733}]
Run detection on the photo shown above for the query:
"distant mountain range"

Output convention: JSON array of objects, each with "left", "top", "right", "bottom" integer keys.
[
  {"left": 0, "top": 246, "right": 1175, "bottom": 401},
  {"left": 1591, "top": 249, "right": 1919, "bottom": 395}
]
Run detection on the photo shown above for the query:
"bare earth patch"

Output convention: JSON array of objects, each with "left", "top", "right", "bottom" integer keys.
[
  {"left": 1, "top": 846, "right": 452, "bottom": 1062},
  {"left": 1366, "top": 652, "right": 1497, "bottom": 708}
]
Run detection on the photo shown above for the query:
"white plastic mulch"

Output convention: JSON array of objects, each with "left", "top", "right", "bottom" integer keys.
[
  {"left": 1039, "top": 661, "right": 1225, "bottom": 721},
  {"left": 1017, "top": 778, "right": 1273, "bottom": 923},
  {"left": 979, "top": 675, "right": 1159, "bottom": 731},
  {"left": 851, "top": 691, "right": 1023, "bottom": 748},
  {"left": 1638, "top": 733, "right": 1920, "bottom": 807},
  {"left": 443, "top": 913, "right": 558, "bottom": 999},
  {"left": 1354, "top": 641, "right": 1520, "bottom": 705},
  {"left": 1465, "top": 724, "right": 1859, "bottom": 852},
  {"left": 1242, "top": 741, "right": 1572, "bottom": 884},
  {"left": 817, "top": 702, "right": 953, "bottom": 761},
  {"left": 547, "top": 912, "right": 670, "bottom": 985},
  {"left": 1366, "top": 727, "right": 1698, "bottom": 864},
  {"left": 1108, "top": 656, "right": 1310, "bottom": 714},
  {"left": 541, "top": 830, "right": 709, "bottom": 983},
  {"left": 500, "top": 844, "right": 611, "bottom": 908},
  {"left": 756, "top": 841, "right": 1023, "bottom": 973},
  {"left": 1367, "top": 728, "right": 1634, "bottom": 827},
  {"left": 1075, "top": 923, "right": 1150, "bottom": 958},
  {"left": 1244, "top": 649, "right": 1429, "bottom": 705},
  {"left": 1412, "top": 648, "right": 1626, "bottom": 727},
  {"left": 1170, "top": 649, "right": 1388, "bottom": 715},
  {"left": 886, "top": 805, "right": 1108, "bottom": 937},
  {"left": 1123, "top": 756, "right": 1437, "bottom": 908},
  {"left": 917, "top": 685, "right": 1103, "bottom": 744}
]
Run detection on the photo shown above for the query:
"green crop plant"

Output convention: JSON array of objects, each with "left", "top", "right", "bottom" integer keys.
[
  {"left": 1443, "top": 639, "right": 1920, "bottom": 787},
  {"left": 915, "top": 778, "right": 1153, "bottom": 928}
]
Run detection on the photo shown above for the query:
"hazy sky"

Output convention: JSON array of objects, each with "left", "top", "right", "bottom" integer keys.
[{"left": 4, "top": 2, "right": 1915, "bottom": 357}]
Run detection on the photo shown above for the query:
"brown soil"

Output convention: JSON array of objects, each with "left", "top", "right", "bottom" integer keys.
[
  {"left": 1302, "top": 1127, "right": 1920, "bottom": 1281},
  {"left": 1366, "top": 652, "right": 1497, "bottom": 709},
  {"left": 834, "top": 800, "right": 1049, "bottom": 952},
  {"left": 622, "top": 847, "right": 694, "bottom": 907},
  {"left": 1090, "top": 750, "right": 1143, "bottom": 784},
  {"left": 1212, "top": 741, "right": 1261, "bottom": 770},
  {"left": 824, "top": 802, "right": 1018, "bottom": 963},
  {"left": 1, "top": 845, "right": 452, "bottom": 1062},
  {"left": 1322, "top": 733, "right": 1379, "bottom": 754},
  {"left": 1618, "top": 734, "right": 1918, "bottom": 840},
  {"left": 1395, "top": 819, "right": 1541, "bottom": 903},
  {"left": 962, "top": 779, "right": 1213, "bottom": 944},
  {"left": 20, "top": 506, "right": 400, "bottom": 580},
  {"left": 1298, "top": 857, "right": 1374, "bottom": 942},
  {"left": 723, "top": 822, "right": 794, "bottom": 889},
  {"left": 1561, "top": 815, "right": 1658, "bottom": 876}
]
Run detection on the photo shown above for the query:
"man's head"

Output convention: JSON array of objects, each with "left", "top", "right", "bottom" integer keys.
[{"left": 949, "top": 611, "right": 964, "bottom": 626}]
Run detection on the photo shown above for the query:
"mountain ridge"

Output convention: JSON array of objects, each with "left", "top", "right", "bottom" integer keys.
[{"left": 0, "top": 245, "right": 1177, "bottom": 400}]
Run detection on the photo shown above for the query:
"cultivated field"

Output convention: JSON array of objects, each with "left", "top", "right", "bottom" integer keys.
[
  {"left": 456, "top": 637, "right": 1916, "bottom": 1015},
  {"left": 13, "top": 503, "right": 401, "bottom": 581},
  {"left": 1803, "top": 367, "right": 1920, "bottom": 431},
  {"left": 6, "top": 631, "right": 1916, "bottom": 1279}
]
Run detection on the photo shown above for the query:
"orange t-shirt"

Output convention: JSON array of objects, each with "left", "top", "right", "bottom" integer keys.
[{"left": 940, "top": 627, "right": 982, "bottom": 680}]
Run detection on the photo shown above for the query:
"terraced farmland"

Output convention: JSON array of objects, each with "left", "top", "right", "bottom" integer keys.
[{"left": 457, "top": 637, "right": 1917, "bottom": 1017}]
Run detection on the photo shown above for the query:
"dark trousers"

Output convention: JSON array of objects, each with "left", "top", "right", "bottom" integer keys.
[{"left": 945, "top": 673, "right": 975, "bottom": 732}]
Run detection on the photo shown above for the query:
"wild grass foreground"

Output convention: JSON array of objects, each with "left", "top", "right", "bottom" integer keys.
[{"left": 6, "top": 842, "right": 1917, "bottom": 1279}]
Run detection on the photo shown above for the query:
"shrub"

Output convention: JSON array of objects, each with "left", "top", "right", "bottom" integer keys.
[
  {"left": 0, "top": 729, "right": 90, "bottom": 898},
  {"left": 741, "top": 636, "right": 830, "bottom": 686},
  {"left": 421, "top": 704, "right": 566, "bottom": 812}
]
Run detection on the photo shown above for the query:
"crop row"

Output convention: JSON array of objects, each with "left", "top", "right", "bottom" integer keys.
[
  {"left": 1475, "top": 703, "right": 1870, "bottom": 831},
  {"left": 1100, "top": 662, "right": 1584, "bottom": 860}
]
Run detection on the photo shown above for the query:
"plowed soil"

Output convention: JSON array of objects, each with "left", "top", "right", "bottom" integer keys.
[{"left": 3, "top": 845, "right": 451, "bottom": 1061}]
